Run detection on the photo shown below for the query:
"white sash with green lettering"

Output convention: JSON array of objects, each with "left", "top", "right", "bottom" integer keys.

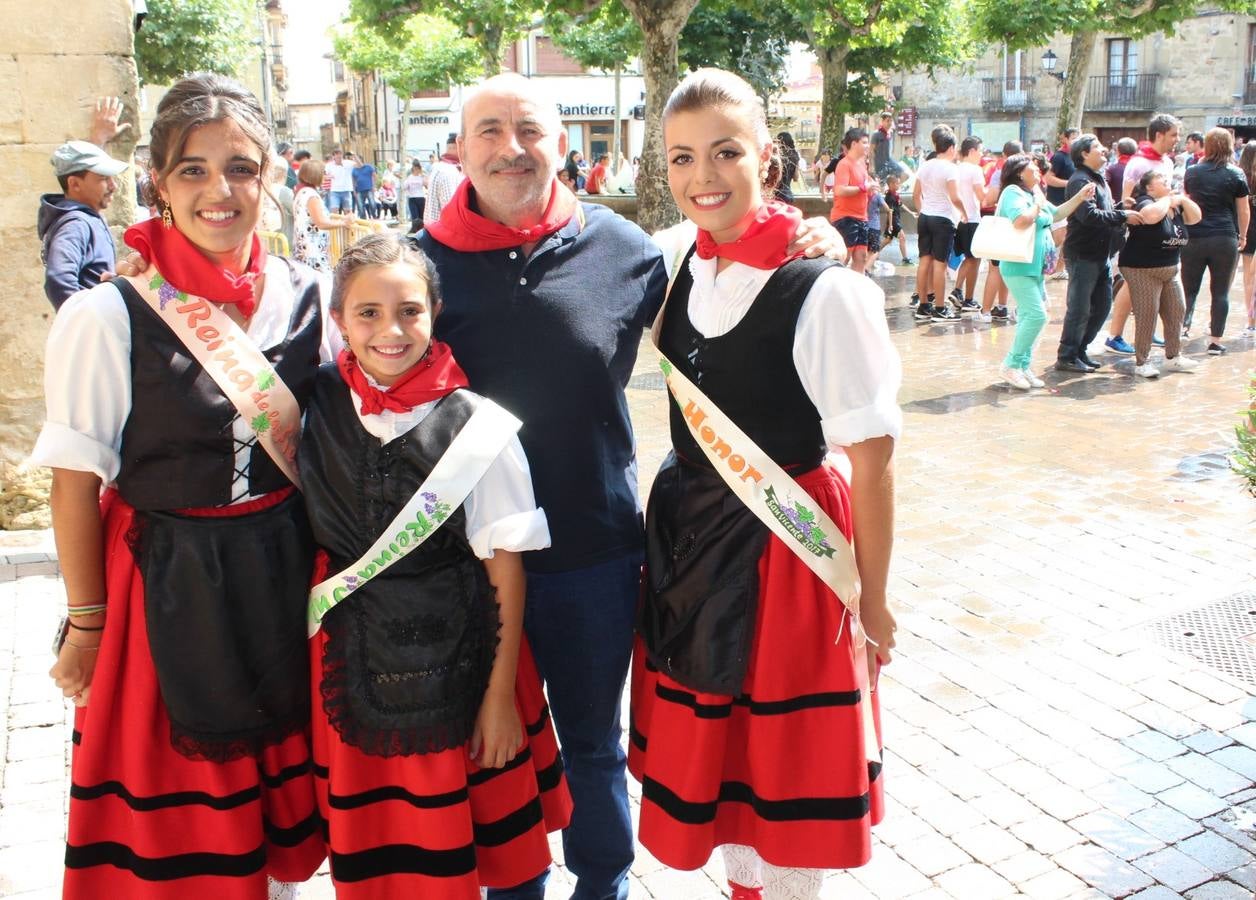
[
  {"left": 651, "top": 261, "right": 880, "bottom": 761},
  {"left": 306, "top": 399, "right": 521, "bottom": 637},
  {"left": 127, "top": 272, "right": 304, "bottom": 490}
]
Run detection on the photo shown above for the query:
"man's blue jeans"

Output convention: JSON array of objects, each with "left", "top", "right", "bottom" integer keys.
[
  {"left": 354, "top": 188, "right": 376, "bottom": 219},
  {"left": 1057, "top": 256, "right": 1113, "bottom": 363},
  {"left": 489, "top": 553, "right": 640, "bottom": 900},
  {"left": 328, "top": 190, "right": 353, "bottom": 214}
]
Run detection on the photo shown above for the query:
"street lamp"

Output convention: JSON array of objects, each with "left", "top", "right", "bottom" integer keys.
[{"left": 1041, "top": 50, "right": 1066, "bottom": 83}]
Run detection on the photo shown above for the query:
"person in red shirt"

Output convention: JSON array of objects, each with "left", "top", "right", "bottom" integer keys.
[
  {"left": 585, "top": 153, "right": 611, "bottom": 195},
  {"left": 830, "top": 127, "right": 871, "bottom": 273}
]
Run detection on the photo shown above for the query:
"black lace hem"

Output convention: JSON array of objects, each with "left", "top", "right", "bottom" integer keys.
[
  {"left": 168, "top": 716, "right": 307, "bottom": 763},
  {"left": 319, "top": 594, "right": 500, "bottom": 758}
]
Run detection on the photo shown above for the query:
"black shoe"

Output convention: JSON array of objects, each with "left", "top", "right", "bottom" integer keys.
[
  {"left": 931, "top": 304, "right": 961, "bottom": 321},
  {"left": 927, "top": 293, "right": 936, "bottom": 306},
  {"left": 990, "top": 305, "right": 1009, "bottom": 321},
  {"left": 948, "top": 288, "right": 964, "bottom": 310},
  {"left": 909, "top": 293, "right": 920, "bottom": 308},
  {"left": 1208, "top": 342, "right": 1226, "bottom": 355},
  {"left": 1054, "top": 358, "right": 1092, "bottom": 373},
  {"left": 914, "top": 304, "right": 934, "bottom": 321},
  {"left": 1077, "top": 353, "right": 1102, "bottom": 371},
  {"left": 960, "top": 299, "right": 981, "bottom": 314}
]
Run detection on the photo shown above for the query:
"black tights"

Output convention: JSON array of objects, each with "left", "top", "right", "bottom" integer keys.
[{"left": 1181, "top": 234, "right": 1238, "bottom": 338}]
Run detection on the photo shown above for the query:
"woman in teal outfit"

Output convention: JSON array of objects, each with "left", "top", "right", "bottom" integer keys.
[{"left": 995, "top": 154, "right": 1095, "bottom": 389}]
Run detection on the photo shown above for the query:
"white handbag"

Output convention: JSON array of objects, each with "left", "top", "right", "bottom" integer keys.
[{"left": 971, "top": 215, "right": 1036, "bottom": 263}]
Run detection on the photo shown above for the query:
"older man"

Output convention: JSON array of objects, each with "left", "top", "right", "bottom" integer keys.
[{"left": 417, "top": 73, "right": 666, "bottom": 900}]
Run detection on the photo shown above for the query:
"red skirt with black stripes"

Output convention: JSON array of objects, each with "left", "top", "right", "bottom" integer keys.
[
  {"left": 311, "top": 620, "right": 572, "bottom": 899},
  {"left": 64, "top": 490, "right": 325, "bottom": 900},
  {"left": 628, "top": 465, "right": 884, "bottom": 871}
]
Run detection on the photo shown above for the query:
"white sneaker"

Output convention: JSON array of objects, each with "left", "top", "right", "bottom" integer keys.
[
  {"left": 1001, "top": 366, "right": 1031, "bottom": 390},
  {"left": 979, "top": 311, "right": 992, "bottom": 324},
  {"left": 1164, "top": 355, "right": 1199, "bottom": 372},
  {"left": 1022, "top": 368, "right": 1045, "bottom": 388},
  {"left": 1134, "top": 362, "right": 1160, "bottom": 378}
]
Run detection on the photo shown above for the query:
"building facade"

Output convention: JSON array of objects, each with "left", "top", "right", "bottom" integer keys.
[
  {"left": 402, "top": 31, "right": 646, "bottom": 169},
  {"left": 892, "top": 10, "right": 1256, "bottom": 154}
]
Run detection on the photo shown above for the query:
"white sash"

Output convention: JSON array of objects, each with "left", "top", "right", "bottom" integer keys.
[
  {"left": 651, "top": 259, "right": 881, "bottom": 761},
  {"left": 128, "top": 273, "right": 303, "bottom": 490},
  {"left": 306, "top": 399, "right": 521, "bottom": 637}
]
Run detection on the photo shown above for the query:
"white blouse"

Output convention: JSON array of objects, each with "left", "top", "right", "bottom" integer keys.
[
  {"left": 348, "top": 382, "right": 551, "bottom": 561},
  {"left": 683, "top": 253, "right": 903, "bottom": 449},
  {"left": 31, "top": 257, "right": 342, "bottom": 502}
]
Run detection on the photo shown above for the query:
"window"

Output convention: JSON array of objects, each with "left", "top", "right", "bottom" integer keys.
[
  {"left": 1106, "top": 38, "right": 1137, "bottom": 85},
  {"left": 1247, "top": 25, "right": 1256, "bottom": 105}
]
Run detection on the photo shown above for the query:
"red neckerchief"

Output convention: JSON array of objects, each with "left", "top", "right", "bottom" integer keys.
[
  {"left": 1193, "top": 151, "right": 1204, "bottom": 163},
  {"left": 124, "top": 218, "right": 265, "bottom": 317},
  {"left": 694, "top": 202, "right": 804, "bottom": 270},
  {"left": 440, "top": 152, "right": 461, "bottom": 171},
  {"left": 336, "top": 341, "right": 469, "bottom": 416},
  {"left": 1135, "top": 141, "right": 1167, "bottom": 163},
  {"left": 1118, "top": 153, "right": 1133, "bottom": 165},
  {"left": 426, "top": 177, "right": 577, "bottom": 252}
]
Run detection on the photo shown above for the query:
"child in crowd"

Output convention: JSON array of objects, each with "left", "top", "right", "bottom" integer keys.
[
  {"left": 630, "top": 68, "right": 900, "bottom": 900},
  {"left": 884, "top": 173, "right": 911, "bottom": 264},
  {"left": 300, "top": 233, "right": 571, "bottom": 898},
  {"left": 866, "top": 176, "right": 891, "bottom": 272}
]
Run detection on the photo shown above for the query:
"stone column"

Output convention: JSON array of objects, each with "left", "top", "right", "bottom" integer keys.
[{"left": 0, "top": 0, "right": 138, "bottom": 527}]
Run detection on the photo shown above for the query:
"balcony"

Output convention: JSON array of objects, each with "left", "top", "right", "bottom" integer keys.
[
  {"left": 1085, "top": 74, "right": 1159, "bottom": 112},
  {"left": 982, "top": 77, "right": 1034, "bottom": 113}
]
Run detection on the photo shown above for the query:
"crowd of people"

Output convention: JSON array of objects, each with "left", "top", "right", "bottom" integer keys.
[{"left": 37, "top": 68, "right": 891, "bottom": 900}]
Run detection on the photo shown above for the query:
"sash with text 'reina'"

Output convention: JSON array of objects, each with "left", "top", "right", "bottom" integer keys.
[
  {"left": 306, "top": 399, "right": 521, "bottom": 637},
  {"left": 127, "top": 272, "right": 303, "bottom": 490}
]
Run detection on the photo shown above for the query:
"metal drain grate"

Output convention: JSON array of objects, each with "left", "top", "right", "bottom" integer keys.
[
  {"left": 1172, "top": 450, "right": 1233, "bottom": 482},
  {"left": 628, "top": 372, "right": 667, "bottom": 391},
  {"left": 1142, "top": 592, "right": 1256, "bottom": 686}
]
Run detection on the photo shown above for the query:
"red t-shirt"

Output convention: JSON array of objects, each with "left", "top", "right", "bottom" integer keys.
[
  {"left": 829, "top": 156, "right": 869, "bottom": 221},
  {"left": 586, "top": 163, "right": 608, "bottom": 195}
]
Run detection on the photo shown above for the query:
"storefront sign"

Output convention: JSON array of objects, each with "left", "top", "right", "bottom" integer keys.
[
  {"left": 1218, "top": 114, "right": 1256, "bottom": 127},
  {"left": 557, "top": 103, "right": 617, "bottom": 118},
  {"left": 408, "top": 114, "right": 450, "bottom": 125}
]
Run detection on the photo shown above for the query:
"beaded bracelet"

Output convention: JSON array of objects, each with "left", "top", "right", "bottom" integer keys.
[{"left": 67, "top": 604, "right": 107, "bottom": 617}]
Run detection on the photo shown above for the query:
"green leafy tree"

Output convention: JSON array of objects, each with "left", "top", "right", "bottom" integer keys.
[
  {"left": 332, "top": 15, "right": 482, "bottom": 95},
  {"left": 788, "top": 0, "right": 971, "bottom": 153},
  {"left": 134, "top": 0, "right": 254, "bottom": 85},
  {"left": 970, "top": 0, "right": 1253, "bottom": 133},
  {"left": 346, "top": 0, "right": 537, "bottom": 77},
  {"left": 679, "top": 0, "right": 800, "bottom": 106}
]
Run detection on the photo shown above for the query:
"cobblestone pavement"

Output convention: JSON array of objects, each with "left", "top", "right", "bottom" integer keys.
[{"left": 3, "top": 263, "right": 1256, "bottom": 899}]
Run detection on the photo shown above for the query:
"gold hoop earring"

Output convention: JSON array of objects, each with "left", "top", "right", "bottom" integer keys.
[{"left": 161, "top": 203, "right": 173, "bottom": 229}]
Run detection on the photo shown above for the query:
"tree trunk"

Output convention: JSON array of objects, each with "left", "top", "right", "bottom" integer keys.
[
  {"left": 817, "top": 42, "right": 851, "bottom": 157},
  {"left": 1056, "top": 30, "right": 1095, "bottom": 134},
  {"left": 622, "top": 0, "right": 699, "bottom": 234},
  {"left": 476, "top": 24, "right": 503, "bottom": 77}
]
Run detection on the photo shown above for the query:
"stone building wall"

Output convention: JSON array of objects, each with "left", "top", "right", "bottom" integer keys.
[
  {"left": 0, "top": 0, "right": 138, "bottom": 527},
  {"left": 896, "top": 10, "right": 1255, "bottom": 153}
]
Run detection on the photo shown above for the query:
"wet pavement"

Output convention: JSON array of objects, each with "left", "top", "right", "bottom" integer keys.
[{"left": 3, "top": 260, "right": 1256, "bottom": 899}]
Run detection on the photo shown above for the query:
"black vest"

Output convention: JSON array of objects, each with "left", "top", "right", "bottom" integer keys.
[
  {"left": 114, "top": 260, "right": 323, "bottom": 510},
  {"left": 660, "top": 250, "right": 833, "bottom": 472},
  {"left": 299, "top": 367, "right": 497, "bottom": 756}
]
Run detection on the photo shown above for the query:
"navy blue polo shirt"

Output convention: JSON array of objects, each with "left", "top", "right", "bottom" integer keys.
[{"left": 418, "top": 203, "right": 667, "bottom": 573}]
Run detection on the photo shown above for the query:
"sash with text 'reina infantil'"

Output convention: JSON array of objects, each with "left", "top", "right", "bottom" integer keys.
[
  {"left": 651, "top": 278, "right": 881, "bottom": 763},
  {"left": 306, "top": 399, "right": 521, "bottom": 637},
  {"left": 127, "top": 272, "right": 303, "bottom": 490}
]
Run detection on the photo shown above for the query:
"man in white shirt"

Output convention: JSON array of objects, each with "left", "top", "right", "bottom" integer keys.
[
  {"left": 325, "top": 147, "right": 355, "bottom": 214},
  {"left": 423, "top": 134, "right": 465, "bottom": 226},
  {"left": 952, "top": 136, "right": 987, "bottom": 313},
  {"left": 912, "top": 125, "right": 967, "bottom": 322}
]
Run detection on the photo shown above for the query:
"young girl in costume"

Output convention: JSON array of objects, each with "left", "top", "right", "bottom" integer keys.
[
  {"left": 300, "top": 233, "right": 572, "bottom": 899},
  {"left": 629, "top": 69, "right": 901, "bottom": 900},
  {"left": 39, "top": 74, "right": 330, "bottom": 899}
]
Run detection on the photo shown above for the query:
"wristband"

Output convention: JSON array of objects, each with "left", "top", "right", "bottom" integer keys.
[{"left": 68, "top": 622, "right": 105, "bottom": 632}]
